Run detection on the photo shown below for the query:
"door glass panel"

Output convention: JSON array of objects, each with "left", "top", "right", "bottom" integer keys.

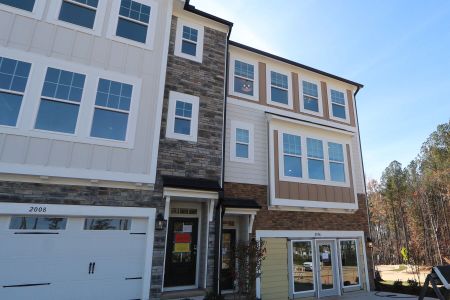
[
  {"left": 172, "top": 221, "right": 193, "bottom": 263},
  {"left": 292, "top": 241, "right": 314, "bottom": 293},
  {"left": 222, "top": 232, "right": 232, "bottom": 269},
  {"left": 319, "top": 244, "right": 334, "bottom": 290},
  {"left": 340, "top": 240, "right": 359, "bottom": 286}
]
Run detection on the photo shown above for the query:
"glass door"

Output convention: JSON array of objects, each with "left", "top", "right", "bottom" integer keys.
[
  {"left": 291, "top": 240, "right": 315, "bottom": 297},
  {"left": 315, "top": 240, "right": 339, "bottom": 297}
]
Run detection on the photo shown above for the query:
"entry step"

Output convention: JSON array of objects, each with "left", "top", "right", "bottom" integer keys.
[{"left": 160, "top": 288, "right": 206, "bottom": 300}]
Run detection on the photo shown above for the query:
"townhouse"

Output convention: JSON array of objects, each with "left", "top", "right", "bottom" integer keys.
[{"left": 223, "top": 42, "right": 373, "bottom": 299}]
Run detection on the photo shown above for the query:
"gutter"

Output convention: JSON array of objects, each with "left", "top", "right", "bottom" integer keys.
[{"left": 184, "top": 0, "right": 233, "bottom": 27}]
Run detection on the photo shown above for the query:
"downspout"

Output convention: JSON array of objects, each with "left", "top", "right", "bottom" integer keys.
[{"left": 353, "top": 86, "right": 375, "bottom": 287}]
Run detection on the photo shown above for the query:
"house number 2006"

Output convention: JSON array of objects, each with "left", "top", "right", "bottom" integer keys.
[{"left": 29, "top": 206, "right": 47, "bottom": 213}]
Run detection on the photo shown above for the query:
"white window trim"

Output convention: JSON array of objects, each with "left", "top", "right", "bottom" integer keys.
[
  {"left": 0, "top": 46, "right": 141, "bottom": 149},
  {"left": 328, "top": 86, "right": 350, "bottom": 123},
  {"left": 229, "top": 55, "right": 259, "bottom": 101},
  {"left": 299, "top": 76, "right": 323, "bottom": 117},
  {"left": 0, "top": 0, "right": 46, "bottom": 19},
  {"left": 266, "top": 66, "right": 293, "bottom": 109},
  {"left": 106, "top": 0, "right": 158, "bottom": 50},
  {"left": 230, "top": 120, "right": 254, "bottom": 163},
  {"left": 165, "top": 91, "right": 199, "bottom": 142},
  {"left": 46, "top": 0, "right": 107, "bottom": 36},
  {"left": 174, "top": 18, "right": 204, "bottom": 63},
  {"left": 278, "top": 130, "right": 350, "bottom": 188}
]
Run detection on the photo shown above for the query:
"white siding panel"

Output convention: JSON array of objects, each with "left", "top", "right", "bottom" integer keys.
[
  {"left": 125, "top": 46, "right": 144, "bottom": 75},
  {"left": 30, "top": 22, "right": 56, "bottom": 55},
  {"left": 225, "top": 103, "right": 268, "bottom": 185},
  {"left": 72, "top": 32, "right": 94, "bottom": 64},
  {"left": 351, "top": 135, "right": 365, "bottom": 194},
  {"left": 1, "top": 135, "right": 28, "bottom": 164},
  {"left": 90, "top": 146, "right": 110, "bottom": 170},
  {"left": 25, "top": 137, "right": 51, "bottom": 165},
  {"left": 108, "top": 41, "right": 127, "bottom": 72},
  {"left": 110, "top": 148, "right": 130, "bottom": 172},
  {"left": 91, "top": 36, "right": 110, "bottom": 68},
  {"left": 70, "top": 143, "right": 93, "bottom": 169},
  {"left": 47, "top": 140, "right": 72, "bottom": 167},
  {"left": 0, "top": 11, "right": 14, "bottom": 46},
  {"left": 52, "top": 27, "right": 76, "bottom": 58},
  {"left": 8, "top": 15, "right": 35, "bottom": 50}
]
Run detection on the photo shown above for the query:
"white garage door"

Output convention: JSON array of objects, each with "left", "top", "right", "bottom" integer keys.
[{"left": 0, "top": 213, "right": 152, "bottom": 300}]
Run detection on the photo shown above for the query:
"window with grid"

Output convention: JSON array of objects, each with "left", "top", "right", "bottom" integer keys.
[
  {"left": 235, "top": 128, "right": 249, "bottom": 158},
  {"left": 283, "top": 133, "right": 302, "bottom": 177},
  {"left": 35, "top": 67, "right": 86, "bottom": 134},
  {"left": 174, "top": 100, "right": 192, "bottom": 135},
  {"left": 330, "top": 89, "right": 346, "bottom": 119},
  {"left": 0, "top": 0, "right": 35, "bottom": 11},
  {"left": 181, "top": 26, "right": 198, "bottom": 56},
  {"left": 0, "top": 56, "right": 31, "bottom": 127},
  {"left": 307, "top": 138, "right": 325, "bottom": 180},
  {"left": 270, "top": 71, "right": 289, "bottom": 105},
  {"left": 116, "top": 0, "right": 151, "bottom": 43},
  {"left": 90, "top": 78, "right": 133, "bottom": 141},
  {"left": 234, "top": 60, "right": 254, "bottom": 96},
  {"left": 58, "top": 0, "right": 98, "bottom": 29},
  {"left": 328, "top": 142, "right": 346, "bottom": 182},
  {"left": 302, "top": 80, "right": 319, "bottom": 112}
]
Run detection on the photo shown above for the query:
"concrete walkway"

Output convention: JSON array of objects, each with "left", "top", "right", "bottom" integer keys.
[{"left": 322, "top": 291, "right": 432, "bottom": 299}]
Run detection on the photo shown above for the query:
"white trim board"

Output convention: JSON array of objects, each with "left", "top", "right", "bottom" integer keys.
[{"left": 0, "top": 202, "right": 156, "bottom": 300}]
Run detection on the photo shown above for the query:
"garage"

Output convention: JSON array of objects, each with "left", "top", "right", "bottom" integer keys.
[{"left": 0, "top": 203, "right": 155, "bottom": 300}]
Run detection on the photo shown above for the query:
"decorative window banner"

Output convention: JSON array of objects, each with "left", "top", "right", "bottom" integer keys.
[
  {"left": 174, "top": 242, "right": 191, "bottom": 253},
  {"left": 175, "top": 233, "right": 191, "bottom": 243},
  {"left": 183, "top": 224, "right": 192, "bottom": 233}
]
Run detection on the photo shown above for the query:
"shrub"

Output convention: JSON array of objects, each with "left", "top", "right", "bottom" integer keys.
[
  {"left": 393, "top": 279, "right": 403, "bottom": 292},
  {"left": 407, "top": 279, "right": 419, "bottom": 288}
]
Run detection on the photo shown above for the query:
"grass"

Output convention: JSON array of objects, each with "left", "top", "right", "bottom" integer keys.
[{"left": 391, "top": 264, "right": 407, "bottom": 272}]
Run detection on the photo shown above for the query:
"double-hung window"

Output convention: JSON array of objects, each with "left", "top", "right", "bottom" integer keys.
[
  {"left": 269, "top": 70, "right": 290, "bottom": 106},
  {"left": 306, "top": 138, "right": 325, "bottom": 180},
  {"left": 283, "top": 133, "right": 302, "bottom": 178},
  {"left": 35, "top": 67, "right": 85, "bottom": 134},
  {"left": 0, "top": 0, "right": 35, "bottom": 11},
  {"left": 90, "top": 79, "right": 132, "bottom": 141},
  {"left": 166, "top": 91, "right": 199, "bottom": 142},
  {"left": 230, "top": 120, "right": 254, "bottom": 163},
  {"left": 235, "top": 128, "right": 249, "bottom": 158},
  {"left": 302, "top": 80, "right": 321, "bottom": 114},
  {"left": 328, "top": 142, "right": 346, "bottom": 182},
  {"left": 58, "top": 0, "right": 98, "bottom": 29},
  {"left": 116, "top": 0, "right": 151, "bottom": 44},
  {"left": 0, "top": 0, "right": 46, "bottom": 18},
  {"left": 0, "top": 56, "right": 31, "bottom": 127},
  {"left": 181, "top": 26, "right": 198, "bottom": 56},
  {"left": 233, "top": 60, "right": 255, "bottom": 97},
  {"left": 175, "top": 19, "right": 204, "bottom": 63},
  {"left": 330, "top": 89, "right": 347, "bottom": 120}
]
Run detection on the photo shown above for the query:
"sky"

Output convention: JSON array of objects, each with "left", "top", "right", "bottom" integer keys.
[{"left": 191, "top": 0, "right": 450, "bottom": 181}]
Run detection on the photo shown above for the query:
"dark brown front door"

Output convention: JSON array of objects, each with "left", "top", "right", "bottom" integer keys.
[
  {"left": 164, "top": 218, "right": 198, "bottom": 287},
  {"left": 221, "top": 229, "right": 236, "bottom": 290}
]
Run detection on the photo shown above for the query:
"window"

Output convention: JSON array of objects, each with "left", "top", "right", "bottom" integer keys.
[
  {"left": 291, "top": 241, "right": 314, "bottom": 293},
  {"left": 270, "top": 71, "right": 289, "bottom": 105},
  {"left": 301, "top": 80, "right": 322, "bottom": 115},
  {"left": 234, "top": 60, "right": 254, "bottom": 96},
  {"left": 0, "top": 56, "right": 31, "bottom": 127},
  {"left": 283, "top": 133, "right": 302, "bottom": 178},
  {"left": 0, "top": 0, "right": 35, "bottom": 11},
  {"left": 174, "top": 19, "right": 204, "bottom": 63},
  {"left": 340, "top": 240, "right": 360, "bottom": 287},
  {"left": 116, "top": 0, "right": 151, "bottom": 43},
  {"left": 90, "top": 79, "right": 132, "bottom": 141},
  {"left": 84, "top": 218, "right": 131, "bottom": 230},
  {"left": 166, "top": 91, "right": 199, "bottom": 142},
  {"left": 330, "top": 88, "right": 348, "bottom": 121},
  {"left": 58, "top": 0, "right": 98, "bottom": 29},
  {"left": 306, "top": 138, "right": 325, "bottom": 180},
  {"left": 230, "top": 120, "right": 254, "bottom": 163},
  {"left": 328, "top": 142, "right": 346, "bottom": 182},
  {"left": 35, "top": 67, "right": 85, "bottom": 134},
  {"left": 9, "top": 216, "right": 67, "bottom": 230}
]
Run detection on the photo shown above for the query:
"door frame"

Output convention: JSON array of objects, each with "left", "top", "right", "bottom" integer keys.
[
  {"left": 0, "top": 202, "right": 156, "bottom": 300},
  {"left": 315, "top": 239, "right": 339, "bottom": 298},
  {"left": 163, "top": 202, "right": 202, "bottom": 292}
]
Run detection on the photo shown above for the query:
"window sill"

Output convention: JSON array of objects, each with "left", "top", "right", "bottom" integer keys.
[
  {"left": 107, "top": 34, "right": 155, "bottom": 51},
  {"left": 165, "top": 132, "right": 197, "bottom": 142},
  {"left": 278, "top": 174, "right": 350, "bottom": 188}
]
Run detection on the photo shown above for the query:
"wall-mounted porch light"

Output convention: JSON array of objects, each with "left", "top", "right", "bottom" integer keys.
[
  {"left": 155, "top": 213, "right": 166, "bottom": 231},
  {"left": 366, "top": 237, "right": 374, "bottom": 249}
]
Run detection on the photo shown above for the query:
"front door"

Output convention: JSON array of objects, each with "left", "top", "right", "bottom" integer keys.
[
  {"left": 164, "top": 218, "right": 199, "bottom": 288},
  {"left": 221, "top": 229, "right": 236, "bottom": 290},
  {"left": 315, "top": 240, "right": 339, "bottom": 297}
]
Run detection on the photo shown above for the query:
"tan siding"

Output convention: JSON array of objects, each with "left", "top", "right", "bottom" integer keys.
[
  {"left": 292, "top": 72, "right": 300, "bottom": 113},
  {"left": 347, "top": 89, "right": 356, "bottom": 127},
  {"left": 321, "top": 81, "right": 330, "bottom": 119},
  {"left": 259, "top": 62, "right": 267, "bottom": 105},
  {"left": 261, "top": 238, "right": 289, "bottom": 300}
]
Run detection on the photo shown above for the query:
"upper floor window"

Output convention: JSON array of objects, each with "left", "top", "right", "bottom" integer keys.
[
  {"left": 59, "top": 0, "right": 98, "bottom": 29},
  {"left": 301, "top": 80, "right": 323, "bottom": 116},
  {"left": 0, "top": 0, "right": 35, "bottom": 11},
  {"left": 35, "top": 67, "right": 86, "bottom": 134},
  {"left": 166, "top": 91, "right": 199, "bottom": 142},
  {"left": 234, "top": 60, "right": 254, "bottom": 96},
  {"left": 116, "top": 0, "right": 150, "bottom": 43},
  {"left": 267, "top": 68, "right": 292, "bottom": 108},
  {"left": 328, "top": 142, "right": 346, "bottom": 182},
  {"left": 174, "top": 19, "right": 204, "bottom": 63},
  {"left": 90, "top": 79, "right": 133, "bottom": 141},
  {"left": 282, "top": 133, "right": 302, "bottom": 178},
  {"left": 306, "top": 138, "right": 325, "bottom": 180},
  {"left": 329, "top": 88, "right": 349, "bottom": 122},
  {"left": 230, "top": 120, "right": 254, "bottom": 163},
  {"left": 0, "top": 56, "right": 31, "bottom": 127}
]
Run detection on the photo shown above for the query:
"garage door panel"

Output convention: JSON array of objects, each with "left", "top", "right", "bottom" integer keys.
[{"left": 0, "top": 284, "right": 53, "bottom": 299}]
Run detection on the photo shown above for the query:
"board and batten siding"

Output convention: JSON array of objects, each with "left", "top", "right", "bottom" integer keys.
[
  {"left": 224, "top": 102, "right": 268, "bottom": 185},
  {"left": 260, "top": 238, "right": 289, "bottom": 300},
  {"left": 0, "top": 1, "right": 171, "bottom": 185}
]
